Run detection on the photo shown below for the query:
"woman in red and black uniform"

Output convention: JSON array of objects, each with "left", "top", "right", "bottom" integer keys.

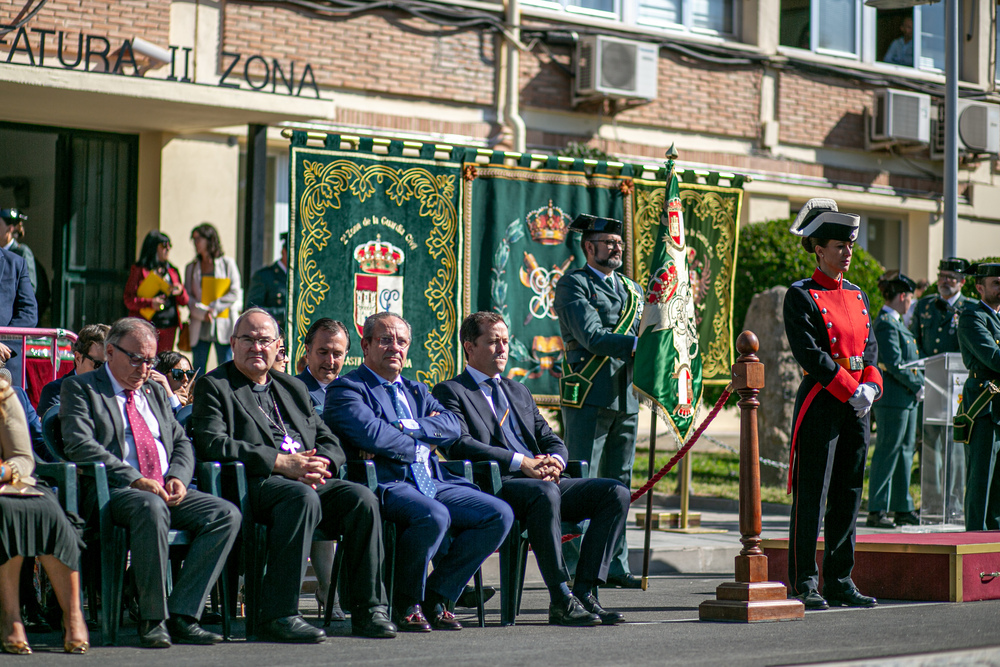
[{"left": 784, "top": 199, "right": 883, "bottom": 610}]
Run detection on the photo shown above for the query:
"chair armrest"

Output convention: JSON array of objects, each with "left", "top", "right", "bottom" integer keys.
[
  {"left": 440, "top": 460, "right": 473, "bottom": 483},
  {"left": 345, "top": 460, "right": 378, "bottom": 492},
  {"left": 73, "top": 462, "right": 110, "bottom": 513},
  {"left": 35, "top": 461, "right": 78, "bottom": 515},
  {"left": 566, "top": 460, "right": 588, "bottom": 479},
  {"left": 195, "top": 461, "right": 222, "bottom": 496},
  {"left": 471, "top": 461, "right": 502, "bottom": 495}
]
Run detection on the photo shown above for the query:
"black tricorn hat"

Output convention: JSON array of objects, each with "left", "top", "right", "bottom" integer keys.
[
  {"left": 971, "top": 263, "right": 1000, "bottom": 278},
  {"left": 789, "top": 198, "right": 859, "bottom": 243},
  {"left": 0, "top": 208, "right": 27, "bottom": 224},
  {"left": 880, "top": 271, "right": 917, "bottom": 294},
  {"left": 938, "top": 257, "right": 969, "bottom": 274},
  {"left": 568, "top": 214, "right": 623, "bottom": 237}
]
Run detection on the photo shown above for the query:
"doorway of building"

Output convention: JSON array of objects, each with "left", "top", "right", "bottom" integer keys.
[{"left": 0, "top": 122, "right": 136, "bottom": 331}]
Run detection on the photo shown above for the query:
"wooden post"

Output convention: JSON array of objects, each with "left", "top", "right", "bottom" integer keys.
[
  {"left": 641, "top": 412, "right": 657, "bottom": 591},
  {"left": 699, "top": 331, "right": 804, "bottom": 622}
]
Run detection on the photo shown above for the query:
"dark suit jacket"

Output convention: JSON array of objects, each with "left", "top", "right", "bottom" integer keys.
[
  {"left": 0, "top": 245, "right": 37, "bottom": 328},
  {"left": 191, "top": 361, "right": 346, "bottom": 482},
  {"left": 60, "top": 368, "right": 195, "bottom": 488},
  {"left": 324, "top": 364, "right": 468, "bottom": 489},
  {"left": 433, "top": 370, "right": 568, "bottom": 477},
  {"left": 38, "top": 369, "right": 75, "bottom": 418},
  {"left": 553, "top": 266, "right": 641, "bottom": 413},
  {"left": 296, "top": 368, "right": 327, "bottom": 413}
]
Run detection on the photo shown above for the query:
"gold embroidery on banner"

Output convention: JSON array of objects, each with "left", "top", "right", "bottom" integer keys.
[{"left": 295, "top": 157, "right": 458, "bottom": 386}]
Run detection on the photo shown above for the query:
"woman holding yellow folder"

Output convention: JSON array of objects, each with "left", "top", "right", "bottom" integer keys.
[
  {"left": 124, "top": 231, "right": 190, "bottom": 353},
  {"left": 185, "top": 223, "right": 243, "bottom": 375}
]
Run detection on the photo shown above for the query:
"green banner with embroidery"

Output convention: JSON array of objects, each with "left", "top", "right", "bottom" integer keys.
[
  {"left": 461, "top": 157, "right": 634, "bottom": 405},
  {"left": 288, "top": 134, "right": 463, "bottom": 387},
  {"left": 630, "top": 170, "right": 744, "bottom": 386}
]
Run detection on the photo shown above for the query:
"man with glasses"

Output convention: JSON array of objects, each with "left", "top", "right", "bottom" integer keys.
[
  {"left": 37, "top": 323, "right": 110, "bottom": 417},
  {"left": 553, "top": 214, "right": 643, "bottom": 589},
  {"left": 60, "top": 317, "right": 241, "bottom": 648},
  {"left": 325, "top": 312, "right": 513, "bottom": 632},
  {"left": 191, "top": 308, "right": 395, "bottom": 641}
]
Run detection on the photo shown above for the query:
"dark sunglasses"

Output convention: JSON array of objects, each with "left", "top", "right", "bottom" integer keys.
[
  {"left": 169, "top": 369, "right": 197, "bottom": 381},
  {"left": 82, "top": 352, "right": 104, "bottom": 370}
]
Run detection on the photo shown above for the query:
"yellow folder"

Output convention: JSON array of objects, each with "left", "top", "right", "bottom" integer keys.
[
  {"left": 137, "top": 271, "right": 172, "bottom": 320},
  {"left": 201, "top": 276, "right": 232, "bottom": 319}
]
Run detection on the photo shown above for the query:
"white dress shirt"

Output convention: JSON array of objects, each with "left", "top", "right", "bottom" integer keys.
[{"left": 105, "top": 365, "right": 170, "bottom": 476}]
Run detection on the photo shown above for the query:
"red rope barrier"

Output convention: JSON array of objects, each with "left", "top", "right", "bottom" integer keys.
[{"left": 560, "top": 385, "right": 734, "bottom": 543}]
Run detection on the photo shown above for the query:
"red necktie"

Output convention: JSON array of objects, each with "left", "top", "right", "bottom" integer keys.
[{"left": 124, "top": 389, "right": 165, "bottom": 486}]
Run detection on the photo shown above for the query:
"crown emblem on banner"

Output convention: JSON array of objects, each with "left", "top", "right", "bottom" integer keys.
[
  {"left": 354, "top": 235, "right": 405, "bottom": 275},
  {"left": 526, "top": 200, "right": 568, "bottom": 245}
]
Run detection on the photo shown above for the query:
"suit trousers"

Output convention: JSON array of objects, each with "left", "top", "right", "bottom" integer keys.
[
  {"left": 868, "top": 405, "right": 917, "bottom": 513},
  {"left": 380, "top": 480, "right": 513, "bottom": 604},
  {"left": 562, "top": 405, "right": 638, "bottom": 577},
  {"left": 963, "top": 415, "right": 1000, "bottom": 531},
  {"left": 787, "top": 391, "right": 868, "bottom": 597},
  {"left": 500, "top": 476, "right": 629, "bottom": 589},
  {"left": 109, "top": 487, "right": 240, "bottom": 621},
  {"left": 251, "top": 475, "right": 386, "bottom": 620}
]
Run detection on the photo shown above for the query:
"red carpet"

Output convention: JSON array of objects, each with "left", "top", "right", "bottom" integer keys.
[{"left": 762, "top": 532, "right": 1000, "bottom": 602}]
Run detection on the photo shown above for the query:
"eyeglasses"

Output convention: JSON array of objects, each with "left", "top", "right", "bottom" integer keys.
[
  {"left": 236, "top": 336, "right": 277, "bottom": 349},
  {"left": 276, "top": 348, "right": 287, "bottom": 361},
  {"left": 169, "top": 369, "right": 196, "bottom": 382},
  {"left": 82, "top": 352, "right": 105, "bottom": 370},
  {"left": 376, "top": 335, "right": 410, "bottom": 349},
  {"left": 591, "top": 238, "right": 623, "bottom": 249},
  {"left": 111, "top": 343, "right": 157, "bottom": 368}
]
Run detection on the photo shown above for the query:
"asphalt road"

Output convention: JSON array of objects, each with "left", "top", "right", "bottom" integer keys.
[{"left": 16, "top": 575, "right": 1000, "bottom": 666}]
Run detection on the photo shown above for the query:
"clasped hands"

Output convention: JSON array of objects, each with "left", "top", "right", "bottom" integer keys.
[
  {"left": 521, "top": 454, "right": 564, "bottom": 482},
  {"left": 130, "top": 476, "right": 187, "bottom": 506},
  {"left": 848, "top": 382, "right": 878, "bottom": 418},
  {"left": 274, "top": 449, "right": 333, "bottom": 489}
]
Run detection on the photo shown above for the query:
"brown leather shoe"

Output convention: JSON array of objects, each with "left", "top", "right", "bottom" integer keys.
[
  {"left": 392, "top": 605, "right": 431, "bottom": 633},
  {"left": 427, "top": 606, "right": 462, "bottom": 631}
]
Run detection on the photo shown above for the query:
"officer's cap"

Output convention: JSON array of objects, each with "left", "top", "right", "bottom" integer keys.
[
  {"left": 569, "top": 214, "right": 623, "bottom": 237},
  {"left": 0, "top": 208, "right": 27, "bottom": 224},
  {"left": 789, "top": 199, "right": 859, "bottom": 243},
  {"left": 971, "top": 263, "right": 1000, "bottom": 278},
  {"left": 938, "top": 257, "right": 969, "bottom": 274}
]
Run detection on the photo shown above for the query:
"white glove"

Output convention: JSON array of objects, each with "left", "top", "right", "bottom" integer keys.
[
  {"left": 916, "top": 386, "right": 925, "bottom": 402},
  {"left": 848, "top": 382, "right": 877, "bottom": 418}
]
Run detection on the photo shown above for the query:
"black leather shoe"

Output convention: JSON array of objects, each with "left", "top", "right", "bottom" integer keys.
[
  {"left": 548, "top": 595, "right": 601, "bottom": 627},
  {"left": 895, "top": 511, "right": 920, "bottom": 526},
  {"left": 166, "top": 616, "right": 222, "bottom": 645},
  {"left": 456, "top": 585, "right": 496, "bottom": 608},
  {"left": 603, "top": 574, "right": 642, "bottom": 589},
  {"left": 427, "top": 605, "right": 462, "bottom": 631},
  {"left": 258, "top": 615, "right": 326, "bottom": 643},
  {"left": 825, "top": 588, "right": 877, "bottom": 608},
  {"left": 866, "top": 511, "right": 896, "bottom": 529},
  {"left": 792, "top": 590, "right": 828, "bottom": 610},
  {"left": 352, "top": 606, "right": 397, "bottom": 638},
  {"left": 393, "top": 604, "right": 432, "bottom": 633},
  {"left": 578, "top": 593, "right": 624, "bottom": 625},
  {"left": 138, "top": 620, "right": 172, "bottom": 649}
]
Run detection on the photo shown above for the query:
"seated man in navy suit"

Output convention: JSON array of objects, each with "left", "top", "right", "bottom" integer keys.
[
  {"left": 296, "top": 318, "right": 351, "bottom": 412},
  {"left": 434, "top": 312, "right": 630, "bottom": 626},
  {"left": 325, "top": 312, "right": 513, "bottom": 632}
]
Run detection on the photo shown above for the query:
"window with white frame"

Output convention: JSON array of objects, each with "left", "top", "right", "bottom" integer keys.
[
  {"left": 780, "top": 0, "right": 948, "bottom": 72},
  {"left": 522, "top": 0, "right": 736, "bottom": 36}
]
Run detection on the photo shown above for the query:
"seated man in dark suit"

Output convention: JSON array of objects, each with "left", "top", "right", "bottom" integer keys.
[
  {"left": 38, "top": 323, "right": 110, "bottom": 417},
  {"left": 192, "top": 308, "right": 395, "bottom": 641},
  {"left": 296, "top": 318, "right": 351, "bottom": 413},
  {"left": 434, "top": 312, "right": 630, "bottom": 626},
  {"left": 325, "top": 312, "right": 513, "bottom": 632},
  {"left": 60, "top": 317, "right": 241, "bottom": 649}
]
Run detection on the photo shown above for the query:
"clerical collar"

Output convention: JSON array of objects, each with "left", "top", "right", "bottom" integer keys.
[{"left": 251, "top": 378, "right": 272, "bottom": 393}]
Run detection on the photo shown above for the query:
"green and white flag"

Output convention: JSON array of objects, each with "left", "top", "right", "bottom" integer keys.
[{"left": 633, "top": 160, "right": 704, "bottom": 442}]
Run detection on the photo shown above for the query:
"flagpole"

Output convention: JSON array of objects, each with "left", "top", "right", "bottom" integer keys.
[{"left": 641, "top": 411, "right": 657, "bottom": 591}]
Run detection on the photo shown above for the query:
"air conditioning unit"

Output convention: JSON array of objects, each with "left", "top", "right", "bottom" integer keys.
[
  {"left": 575, "top": 35, "right": 658, "bottom": 101},
  {"left": 931, "top": 100, "right": 1000, "bottom": 157},
  {"left": 870, "top": 89, "right": 931, "bottom": 144}
]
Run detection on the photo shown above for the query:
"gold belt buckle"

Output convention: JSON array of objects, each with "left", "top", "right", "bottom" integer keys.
[{"left": 849, "top": 356, "right": 864, "bottom": 371}]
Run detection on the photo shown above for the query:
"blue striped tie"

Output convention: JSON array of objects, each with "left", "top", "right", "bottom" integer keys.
[{"left": 386, "top": 382, "right": 436, "bottom": 498}]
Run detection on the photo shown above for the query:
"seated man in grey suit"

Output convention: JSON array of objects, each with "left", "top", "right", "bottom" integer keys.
[
  {"left": 60, "top": 317, "right": 241, "bottom": 649},
  {"left": 434, "top": 312, "right": 630, "bottom": 626},
  {"left": 192, "top": 308, "right": 395, "bottom": 641}
]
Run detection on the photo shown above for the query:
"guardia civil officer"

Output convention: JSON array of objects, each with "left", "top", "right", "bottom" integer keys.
[
  {"left": 955, "top": 263, "right": 1000, "bottom": 531},
  {"left": 912, "top": 257, "right": 976, "bottom": 358},
  {"left": 867, "top": 272, "right": 923, "bottom": 529},
  {"left": 784, "top": 199, "right": 883, "bottom": 610},
  {"left": 246, "top": 233, "right": 289, "bottom": 329},
  {"left": 553, "top": 214, "right": 643, "bottom": 588}
]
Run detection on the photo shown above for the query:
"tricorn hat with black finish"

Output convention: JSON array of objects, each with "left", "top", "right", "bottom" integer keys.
[
  {"left": 789, "top": 198, "right": 859, "bottom": 243},
  {"left": 971, "top": 263, "right": 1000, "bottom": 278},
  {"left": 568, "top": 214, "right": 623, "bottom": 237},
  {"left": 879, "top": 271, "right": 917, "bottom": 295},
  {"left": 938, "top": 257, "right": 969, "bottom": 274}
]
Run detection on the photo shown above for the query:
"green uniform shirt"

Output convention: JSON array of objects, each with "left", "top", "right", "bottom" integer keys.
[{"left": 911, "top": 293, "right": 977, "bottom": 357}]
